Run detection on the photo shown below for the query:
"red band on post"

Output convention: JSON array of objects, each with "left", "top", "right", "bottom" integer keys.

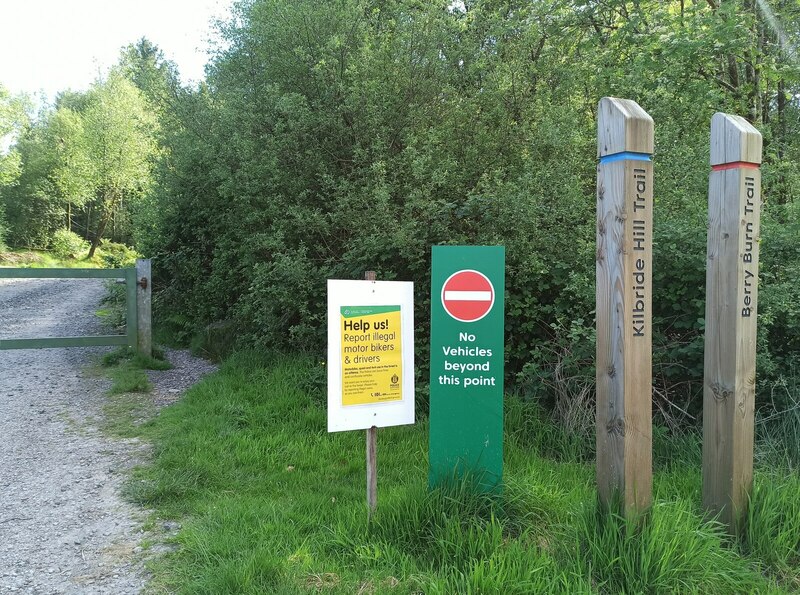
[{"left": 711, "top": 161, "right": 760, "bottom": 171}]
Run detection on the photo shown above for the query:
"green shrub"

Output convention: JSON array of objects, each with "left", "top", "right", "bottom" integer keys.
[
  {"left": 758, "top": 202, "right": 800, "bottom": 403},
  {"left": 650, "top": 217, "right": 708, "bottom": 417},
  {"left": 50, "top": 229, "right": 89, "bottom": 260},
  {"left": 137, "top": 0, "right": 800, "bottom": 431},
  {"left": 99, "top": 240, "right": 139, "bottom": 268},
  {"left": 190, "top": 320, "right": 239, "bottom": 362},
  {"left": 756, "top": 370, "right": 800, "bottom": 471}
]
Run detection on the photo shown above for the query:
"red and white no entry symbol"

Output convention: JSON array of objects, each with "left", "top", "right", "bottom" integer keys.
[{"left": 441, "top": 269, "right": 495, "bottom": 322}]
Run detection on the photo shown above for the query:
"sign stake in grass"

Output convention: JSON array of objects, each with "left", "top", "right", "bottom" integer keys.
[
  {"left": 596, "top": 97, "right": 654, "bottom": 517},
  {"left": 702, "top": 113, "right": 763, "bottom": 534},
  {"left": 429, "top": 246, "right": 505, "bottom": 492},
  {"left": 136, "top": 258, "right": 152, "bottom": 358},
  {"left": 327, "top": 272, "right": 414, "bottom": 517}
]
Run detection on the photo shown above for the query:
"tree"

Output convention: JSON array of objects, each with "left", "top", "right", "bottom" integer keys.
[
  {"left": 137, "top": 0, "right": 800, "bottom": 421},
  {"left": 0, "top": 84, "right": 30, "bottom": 245},
  {"left": 80, "top": 73, "right": 158, "bottom": 256},
  {"left": 1, "top": 107, "right": 67, "bottom": 248},
  {"left": 116, "top": 38, "right": 181, "bottom": 112},
  {"left": 47, "top": 107, "right": 95, "bottom": 229},
  {"left": 0, "top": 84, "right": 29, "bottom": 188},
  {"left": 1, "top": 71, "right": 158, "bottom": 251}
]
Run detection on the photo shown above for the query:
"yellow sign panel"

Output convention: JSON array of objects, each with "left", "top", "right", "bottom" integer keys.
[{"left": 340, "top": 305, "right": 402, "bottom": 406}]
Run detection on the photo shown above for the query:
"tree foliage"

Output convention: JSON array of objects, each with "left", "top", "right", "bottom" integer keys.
[
  {"left": 136, "top": 0, "right": 800, "bottom": 416},
  {"left": 0, "top": 85, "right": 29, "bottom": 186},
  {"left": 80, "top": 73, "right": 158, "bottom": 256},
  {"left": 4, "top": 2, "right": 800, "bottom": 419},
  {"left": 135, "top": 0, "right": 799, "bottom": 417},
  {"left": 0, "top": 84, "right": 30, "bottom": 245},
  {"left": 0, "top": 72, "right": 158, "bottom": 252}
]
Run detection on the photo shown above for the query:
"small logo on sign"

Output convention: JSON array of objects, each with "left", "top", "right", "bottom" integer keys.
[{"left": 391, "top": 374, "right": 399, "bottom": 385}]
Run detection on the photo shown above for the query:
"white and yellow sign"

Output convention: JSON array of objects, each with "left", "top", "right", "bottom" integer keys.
[
  {"left": 328, "top": 281, "right": 414, "bottom": 432},
  {"left": 341, "top": 305, "right": 402, "bottom": 406}
]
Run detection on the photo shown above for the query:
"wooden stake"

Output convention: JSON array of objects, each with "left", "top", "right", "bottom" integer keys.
[
  {"left": 596, "top": 97, "right": 654, "bottom": 517},
  {"left": 366, "top": 425, "right": 377, "bottom": 516},
  {"left": 703, "top": 113, "right": 762, "bottom": 533},
  {"left": 135, "top": 258, "right": 152, "bottom": 358},
  {"left": 364, "top": 270, "right": 378, "bottom": 517}
]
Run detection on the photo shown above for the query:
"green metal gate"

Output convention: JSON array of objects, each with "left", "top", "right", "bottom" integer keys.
[{"left": 0, "top": 268, "right": 138, "bottom": 350}]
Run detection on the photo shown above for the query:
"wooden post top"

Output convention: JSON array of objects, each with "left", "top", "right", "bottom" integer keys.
[
  {"left": 597, "top": 97, "right": 654, "bottom": 157},
  {"left": 710, "top": 113, "right": 762, "bottom": 166}
]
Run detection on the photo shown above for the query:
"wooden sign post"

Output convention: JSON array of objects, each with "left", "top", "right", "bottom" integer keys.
[
  {"left": 702, "top": 113, "right": 762, "bottom": 533},
  {"left": 596, "top": 97, "right": 654, "bottom": 517},
  {"left": 327, "top": 275, "right": 415, "bottom": 519}
]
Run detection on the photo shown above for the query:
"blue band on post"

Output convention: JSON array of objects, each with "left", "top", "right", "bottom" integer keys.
[{"left": 599, "top": 151, "right": 652, "bottom": 164}]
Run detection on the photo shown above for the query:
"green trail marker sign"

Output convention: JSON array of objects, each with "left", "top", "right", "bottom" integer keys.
[{"left": 429, "top": 246, "right": 505, "bottom": 492}]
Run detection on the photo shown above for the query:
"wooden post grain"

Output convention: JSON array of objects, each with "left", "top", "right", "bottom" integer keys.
[
  {"left": 702, "top": 114, "right": 762, "bottom": 533},
  {"left": 364, "top": 270, "right": 378, "bottom": 517},
  {"left": 596, "top": 98, "right": 654, "bottom": 517},
  {"left": 135, "top": 258, "right": 152, "bottom": 358}
]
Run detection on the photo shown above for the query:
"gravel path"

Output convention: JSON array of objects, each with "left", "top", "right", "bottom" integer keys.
[{"left": 0, "top": 278, "right": 215, "bottom": 594}]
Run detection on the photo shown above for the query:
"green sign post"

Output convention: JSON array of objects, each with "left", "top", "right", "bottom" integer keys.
[{"left": 429, "top": 245, "right": 505, "bottom": 492}]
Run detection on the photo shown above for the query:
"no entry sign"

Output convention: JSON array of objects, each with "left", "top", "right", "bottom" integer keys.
[
  {"left": 441, "top": 270, "right": 495, "bottom": 323},
  {"left": 429, "top": 246, "right": 505, "bottom": 493}
]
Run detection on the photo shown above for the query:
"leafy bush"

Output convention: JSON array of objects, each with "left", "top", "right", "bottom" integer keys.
[
  {"left": 137, "top": 0, "right": 800, "bottom": 427},
  {"left": 49, "top": 229, "right": 89, "bottom": 260},
  {"left": 190, "top": 320, "right": 239, "bottom": 362},
  {"left": 99, "top": 240, "right": 139, "bottom": 268},
  {"left": 756, "top": 370, "right": 800, "bottom": 471},
  {"left": 758, "top": 202, "right": 800, "bottom": 400}
]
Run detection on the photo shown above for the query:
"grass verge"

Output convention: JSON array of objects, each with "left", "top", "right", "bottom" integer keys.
[
  {"left": 0, "top": 248, "right": 103, "bottom": 268},
  {"left": 99, "top": 346, "right": 171, "bottom": 437},
  {"left": 120, "top": 352, "right": 798, "bottom": 593}
]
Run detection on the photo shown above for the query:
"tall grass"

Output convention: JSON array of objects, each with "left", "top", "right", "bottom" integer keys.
[
  {"left": 121, "top": 352, "right": 794, "bottom": 593},
  {"left": 745, "top": 373, "right": 800, "bottom": 588},
  {"left": 0, "top": 247, "right": 102, "bottom": 268},
  {"left": 100, "top": 345, "right": 171, "bottom": 397},
  {"left": 745, "top": 473, "right": 800, "bottom": 585},
  {"left": 576, "top": 499, "right": 767, "bottom": 593}
]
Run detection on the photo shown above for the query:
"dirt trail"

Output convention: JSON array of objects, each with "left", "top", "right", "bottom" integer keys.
[{"left": 0, "top": 278, "right": 156, "bottom": 594}]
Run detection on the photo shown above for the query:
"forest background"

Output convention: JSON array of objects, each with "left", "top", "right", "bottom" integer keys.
[{"left": 1, "top": 0, "right": 799, "bottom": 433}]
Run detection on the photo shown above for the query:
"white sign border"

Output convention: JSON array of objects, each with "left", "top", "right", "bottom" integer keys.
[{"left": 327, "top": 279, "right": 415, "bottom": 432}]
